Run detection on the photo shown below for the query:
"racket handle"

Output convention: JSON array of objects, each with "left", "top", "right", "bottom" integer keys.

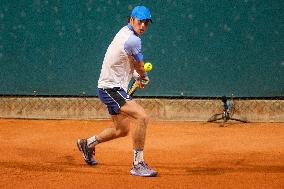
[
  {"left": 127, "top": 79, "right": 147, "bottom": 97},
  {"left": 128, "top": 80, "right": 138, "bottom": 96}
]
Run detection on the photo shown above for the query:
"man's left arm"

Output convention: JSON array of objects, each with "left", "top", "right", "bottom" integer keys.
[
  {"left": 133, "top": 60, "right": 149, "bottom": 88},
  {"left": 124, "top": 36, "right": 149, "bottom": 88}
]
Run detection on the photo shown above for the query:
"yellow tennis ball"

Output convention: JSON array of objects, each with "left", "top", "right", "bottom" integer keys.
[{"left": 144, "top": 62, "right": 153, "bottom": 72}]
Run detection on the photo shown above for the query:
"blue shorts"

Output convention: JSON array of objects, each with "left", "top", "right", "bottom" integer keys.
[{"left": 97, "top": 87, "right": 132, "bottom": 115}]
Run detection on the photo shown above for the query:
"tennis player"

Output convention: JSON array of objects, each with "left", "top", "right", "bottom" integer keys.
[{"left": 77, "top": 6, "right": 157, "bottom": 177}]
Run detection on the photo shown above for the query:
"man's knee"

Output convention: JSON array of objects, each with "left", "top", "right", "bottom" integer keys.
[{"left": 139, "top": 113, "right": 149, "bottom": 126}]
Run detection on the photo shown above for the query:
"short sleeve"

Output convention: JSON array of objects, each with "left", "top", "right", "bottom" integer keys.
[{"left": 124, "top": 35, "right": 144, "bottom": 62}]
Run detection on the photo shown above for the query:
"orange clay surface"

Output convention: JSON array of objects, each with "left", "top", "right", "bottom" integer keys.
[{"left": 0, "top": 119, "right": 283, "bottom": 189}]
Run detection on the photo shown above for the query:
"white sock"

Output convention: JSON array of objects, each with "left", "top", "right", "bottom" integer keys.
[
  {"left": 133, "top": 149, "right": 144, "bottom": 165},
  {"left": 87, "top": 136, "right": 99, "bottom": 148}
]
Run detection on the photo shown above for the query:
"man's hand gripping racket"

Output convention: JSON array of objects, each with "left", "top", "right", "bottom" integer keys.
[{"left": 128, "top": 62, "right": 152, "bottom": 97}]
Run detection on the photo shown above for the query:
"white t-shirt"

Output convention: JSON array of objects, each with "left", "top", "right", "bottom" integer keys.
[{"left": 98, "top": 24, "right": 143, "bottom": 91}]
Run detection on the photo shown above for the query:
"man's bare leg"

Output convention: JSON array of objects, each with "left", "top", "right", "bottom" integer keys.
[
  {"left": 120, "top": 100, "right": 149, "bottom": 150},
  {"left": 119, "top": 100, "right": 157, "bottom": 176}
]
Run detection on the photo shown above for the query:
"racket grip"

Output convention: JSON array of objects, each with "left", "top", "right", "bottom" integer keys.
[
  {"left": 128, "top": 79, "right": 148, "bottom": 96},
  {"left": 128, "top": 80, "right": 138, "bottom": 96}
]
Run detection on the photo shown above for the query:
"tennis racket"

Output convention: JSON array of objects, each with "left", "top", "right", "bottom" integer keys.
[{"left": 127, "top": 79, "right": 147, "bottom": 97}]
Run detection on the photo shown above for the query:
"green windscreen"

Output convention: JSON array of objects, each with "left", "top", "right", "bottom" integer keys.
[{"left": 1, "top": 0, "right": 283, "bottom": 97}]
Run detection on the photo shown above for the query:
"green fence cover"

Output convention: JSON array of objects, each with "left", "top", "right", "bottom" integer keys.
[{"left": 1, "top": 0, "right": 283, "bottom": 97}]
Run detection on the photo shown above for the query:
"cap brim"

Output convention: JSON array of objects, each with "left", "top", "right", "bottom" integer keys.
[
  {"left": 130, "top": 16, "right": 152, "bottom": 23},
  {"left": 142, "top": 18, "right": 153, "bottom": 23}
]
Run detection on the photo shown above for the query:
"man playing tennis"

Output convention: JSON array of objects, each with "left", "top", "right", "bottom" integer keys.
[{"left": 77, "top": 6, "right": 157, "bottom": 177}]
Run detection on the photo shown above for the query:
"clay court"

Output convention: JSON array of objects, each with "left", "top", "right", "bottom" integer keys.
[
  {"left": 0, "top": 119, "right": 283, "bottom": 189},
  {"left": 1, "top": 1, "right": 283, "bottom": 188}
]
